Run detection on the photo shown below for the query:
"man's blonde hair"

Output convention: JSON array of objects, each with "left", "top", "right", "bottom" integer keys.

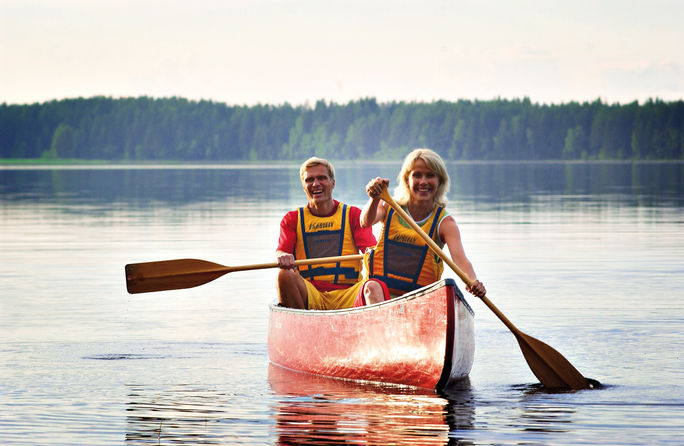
[
  {"left": 394, "top": 148, "right": 450, "bottom": 207},
  {"left": 299, "top": 157, "right": 335, "bottom": 182}
]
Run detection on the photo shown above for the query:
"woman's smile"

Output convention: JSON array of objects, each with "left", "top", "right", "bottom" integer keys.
[{"left": 408, "top": 159, "right": 439, "bottom": 202}]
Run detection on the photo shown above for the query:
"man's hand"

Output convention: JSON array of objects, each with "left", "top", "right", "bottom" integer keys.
[{"left": 276, "top": 251, "right": 297, "bottom": 270}]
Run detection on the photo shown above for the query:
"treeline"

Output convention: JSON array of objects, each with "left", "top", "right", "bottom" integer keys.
[{"left": 1, "top": 96, "right": 682, "bottom": 161}]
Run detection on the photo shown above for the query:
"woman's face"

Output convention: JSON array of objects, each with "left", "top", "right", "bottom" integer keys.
[{"left": 407, "top": 158, "right": 439, "bottom": 203}]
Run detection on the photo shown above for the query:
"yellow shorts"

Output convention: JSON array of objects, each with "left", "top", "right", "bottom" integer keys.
[{"left": 305, "top": 280, "right": 364, "bottom": 310}]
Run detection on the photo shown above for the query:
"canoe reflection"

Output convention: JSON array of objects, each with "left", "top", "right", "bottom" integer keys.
[{"left": 268, "top": 363, "right": 475, "bottom": 445}]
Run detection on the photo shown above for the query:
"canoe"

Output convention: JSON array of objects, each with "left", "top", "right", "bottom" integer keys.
[{"left": 267, "top": 278, "right": 474, "bottom": 390}]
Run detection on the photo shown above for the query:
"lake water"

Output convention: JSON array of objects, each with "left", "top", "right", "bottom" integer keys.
[{"left": 1, "top": 161, "right": 683, "bottom": 445}]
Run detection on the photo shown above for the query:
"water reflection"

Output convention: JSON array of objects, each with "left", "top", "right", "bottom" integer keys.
[
  {"left": 447, "top": 161, "right": 684, "bottom": 207},
  {"left": 517, "top": 405, "right": 574, "bottom": 434},
  {"left": 123, "top": 373, "right": 477, "bottom": 446},
  {"left": 268, "top": 364, "right": 475, "bottom": 445},
  {"left": 2, "top": 162, "right": 682, "bottom": 210},
  {"left": 0, "top": 166, "right": 298, "bottom": 205},
  {"left": 125, "top": 383, "right": 268, "bottom": 445}
]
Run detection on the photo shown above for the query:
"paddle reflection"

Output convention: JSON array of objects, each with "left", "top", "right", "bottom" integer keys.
[{"left": 268, "top": 364, "right": 475, "bottom": 445}]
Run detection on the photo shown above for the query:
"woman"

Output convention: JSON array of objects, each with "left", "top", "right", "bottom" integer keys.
[{"left": 361, "top": 148, "right": 486, "bottom": 298}]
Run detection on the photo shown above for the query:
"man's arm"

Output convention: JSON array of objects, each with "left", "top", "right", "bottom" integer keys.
[{"left": 276, "top": 211, "right": 298, "bottom": 269}]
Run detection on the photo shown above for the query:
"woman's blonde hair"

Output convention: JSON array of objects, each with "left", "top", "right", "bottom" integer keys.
[
  {"left": 299, "top": 157, "right": 335, "bottom": 182},
  {"left": 394, "top": 148, "right": 450, "bottom": 207}
]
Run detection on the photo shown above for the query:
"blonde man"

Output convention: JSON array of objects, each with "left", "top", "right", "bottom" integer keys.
[{"left": 276, "top": 157, "right": 389, "bottom": 309}]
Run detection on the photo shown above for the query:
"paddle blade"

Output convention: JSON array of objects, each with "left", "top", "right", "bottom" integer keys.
[
  {"left": 516, "top": 331, "right": 591, "bottom": 390},
  {"left": 125, "top": 259, "right": 230, "bottom": 294}
]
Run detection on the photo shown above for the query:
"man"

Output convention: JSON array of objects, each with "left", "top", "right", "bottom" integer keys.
[{"left": 276, "top": 157, "right": 388, "bottom": 309}]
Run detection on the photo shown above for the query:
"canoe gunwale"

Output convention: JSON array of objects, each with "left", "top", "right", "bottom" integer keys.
[{"left": 268, "top": 278, "right": 474, "bottom": 316}]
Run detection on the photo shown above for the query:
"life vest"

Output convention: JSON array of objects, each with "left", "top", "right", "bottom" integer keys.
[
  {"left": 365, "top": 205, "right": 446, "bottom": 295},
  {"left": 294, "top": 203, "right": 362, "bottom": 286}
]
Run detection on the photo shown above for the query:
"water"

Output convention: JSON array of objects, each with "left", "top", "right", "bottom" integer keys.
[{"left": 1, "top": 161, "right": 683, "bottom": 445}]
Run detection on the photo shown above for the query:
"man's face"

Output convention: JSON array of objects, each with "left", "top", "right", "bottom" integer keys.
[{"left": 302, "top": 164, "right": 335, "bottom": 206}]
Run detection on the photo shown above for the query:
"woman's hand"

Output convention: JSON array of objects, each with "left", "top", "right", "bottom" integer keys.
[
  {"left": 466, "top": 279, "right": 486, "bottom": 298},
  {"left": 361, "top": 178, "right": 389, "bottom": 227},
  {"left": 366, "top": 177, "right": 389, "bottom": 198}
]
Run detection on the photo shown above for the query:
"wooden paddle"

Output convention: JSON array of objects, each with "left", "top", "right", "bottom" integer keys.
[
  {"left": 378, "top": 188, "right": 590, "bottom": 390},
  {"left": 125, "top": 254, "right": 363, "bottom": 294}
]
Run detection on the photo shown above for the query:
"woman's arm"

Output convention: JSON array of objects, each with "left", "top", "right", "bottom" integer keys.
[
  {"left": 439, "top": 216, "right": 486, "bottom": 297},
  {"left": 360, "top": 177, "right": 390, "bottom": 227}
]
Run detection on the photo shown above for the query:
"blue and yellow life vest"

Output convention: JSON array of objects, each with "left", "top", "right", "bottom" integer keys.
[
  {"left": 365, "top": 205, "right": 446, "bottom": 295},
  {"left": 294, "top": 203, "right": 362, "bottom": 286}
]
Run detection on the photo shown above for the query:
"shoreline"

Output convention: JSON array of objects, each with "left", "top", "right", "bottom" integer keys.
[{"left": 1, "top": 158, "right": 682, "bottom": 169}]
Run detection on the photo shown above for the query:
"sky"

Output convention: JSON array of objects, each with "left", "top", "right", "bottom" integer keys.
[{"left": 1, "top": 0, "right": 683, "bottom": 106}]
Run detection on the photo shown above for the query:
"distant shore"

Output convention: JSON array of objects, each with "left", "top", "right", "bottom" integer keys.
[{"left": 2, "top": 158, "right": 681, "bottom": 169}]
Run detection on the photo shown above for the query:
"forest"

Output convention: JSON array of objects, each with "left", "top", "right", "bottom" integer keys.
[{"left": 1, "top": 96, "right": 682, "bottom": 161}]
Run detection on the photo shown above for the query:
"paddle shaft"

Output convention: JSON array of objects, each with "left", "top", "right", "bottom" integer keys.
[
  {"left": 378, "top": 188, "right": 473, "bottom": 286},
  {"left": 126, "top": 254, "right": 363, "bottom": 294},
  {"left": 377, "top": 188, "right": 590, "bottom": 390},
  {"left": 375, "top": 194, "right": 517, "bottom": 332},
  {"left": 231, "top": 254, "right": 364, "bottom": 273},
  {"left": 383, "top": 197, "right": 520, "bottom": 332},
  {"left": 380, "top": 197, "right": 523, "bottom": 333},
  {"left": 378, "top": 189, "right": 528, "bottom": 331}
]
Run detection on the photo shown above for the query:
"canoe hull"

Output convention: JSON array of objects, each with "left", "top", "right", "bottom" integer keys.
[{"left": 267, "top": 278, "right": 474, "bottom": 390}]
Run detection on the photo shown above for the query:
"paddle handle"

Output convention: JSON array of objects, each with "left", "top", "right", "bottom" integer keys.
[{"left": 231, "top": 254, "right": 364, "bottom": 273}]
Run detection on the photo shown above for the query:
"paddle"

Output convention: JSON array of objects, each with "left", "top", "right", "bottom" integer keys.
[
  {"left": 125, "top": 254, "right": 363, "bottom": 294},
  {"left": 377, "top": 187, "right": 590, "bottom": 390}
]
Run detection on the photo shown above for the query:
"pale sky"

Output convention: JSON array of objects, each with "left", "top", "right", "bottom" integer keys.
[{"left": 1, "top": 0, "right": 682, "bottom": 106}]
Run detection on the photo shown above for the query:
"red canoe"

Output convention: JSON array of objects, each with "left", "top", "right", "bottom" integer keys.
[{"left": 267, "top": 278, "right": 474, "bottom": 390}]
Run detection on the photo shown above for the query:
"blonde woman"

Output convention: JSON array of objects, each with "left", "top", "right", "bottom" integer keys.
[{"left": 361, "top": 148, "right": 486, "bottom": 298}]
